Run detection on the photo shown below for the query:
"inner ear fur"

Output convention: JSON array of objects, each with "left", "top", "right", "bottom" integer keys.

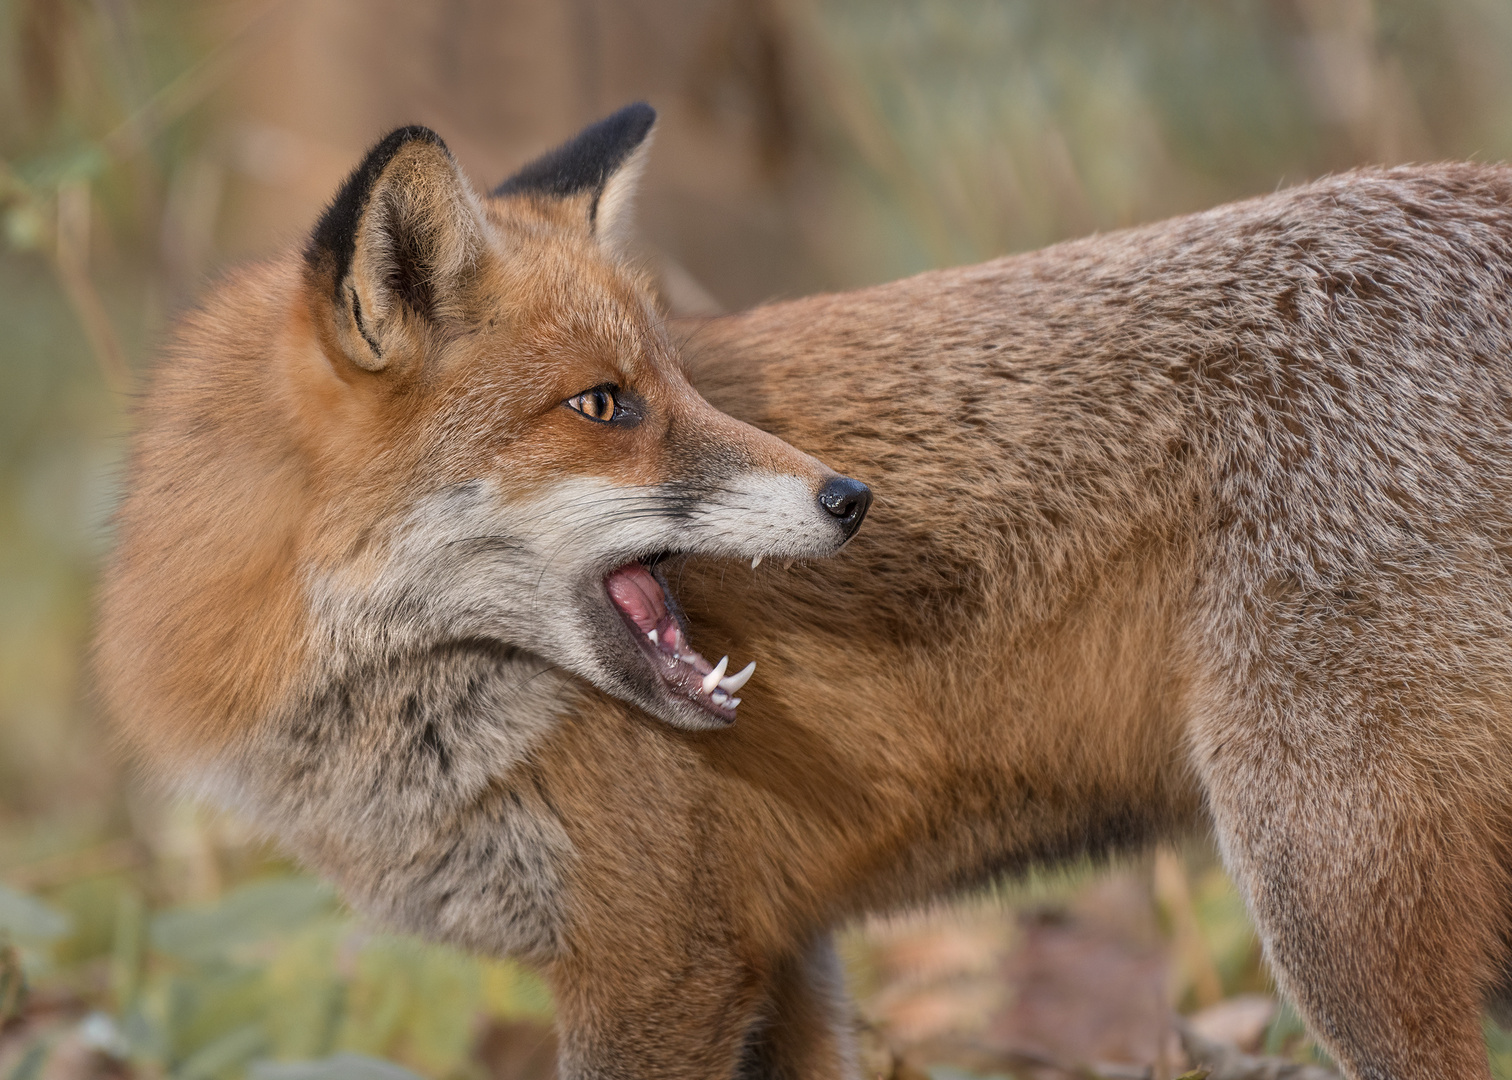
[
  {"left": 304, "top": 126, "right": 487, "bottom": 373},
  {"left": 493, "top": 102, "right": 656, "bottom": 256}
]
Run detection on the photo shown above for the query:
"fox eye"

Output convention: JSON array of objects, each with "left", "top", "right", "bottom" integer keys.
[{"left": 566, "top": 385, "right": 620, "bottom": 423}]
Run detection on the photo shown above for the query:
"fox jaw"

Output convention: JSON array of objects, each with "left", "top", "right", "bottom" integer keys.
[{"left": 298, "top": 106, "right": 870, "bottom": 732}]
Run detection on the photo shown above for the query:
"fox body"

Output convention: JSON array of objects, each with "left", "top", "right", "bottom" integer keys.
[{"left": 99, "top": 105, "right": 1512, "bottom": 1079}]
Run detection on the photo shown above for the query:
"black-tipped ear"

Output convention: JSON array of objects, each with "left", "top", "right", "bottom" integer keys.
[
  {"left": 493, "top": 102, "right": 655, "bottom": 251},
  {"left": 305, "top": 125, "right": 486, "bottom": 372},
  {"left": 306, "top": 126, "right": 446, "bottom": 303}
]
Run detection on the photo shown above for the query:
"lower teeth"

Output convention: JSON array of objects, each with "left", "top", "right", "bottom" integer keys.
[{"left": 645, "top": 630, "right": 744, "bottom": 710}]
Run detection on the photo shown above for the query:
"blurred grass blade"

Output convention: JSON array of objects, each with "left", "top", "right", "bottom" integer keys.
[
  {"left": 0, "top": 936, "right": 25, "bottom": 1021},
  {"left": 150, "top": 878, "right": 335, "bottom": 960},
  {"left": 174, "top": 1024, "right": 268, "bottom": 1080},
  {"left": 111, "top": 887, "right": 146, "bottom": 1011},
  {"left": 0, "top": 884, "right": 70, "bottom": 942},
  {"left": 338, "top": 935, "right": 482, "bottom": 1074},
  {"left": 925, "top": 1067, "right": 1013, "bottom": 1080},
  {"left": 7, "top": 1043, "right": 47, "bottom": 1080},
  {"left": 102, "top": 0, "right": 295, "bottom": 161},
  {"left": 480, "top": 959, "right": 554, "bottom": 1020},
  {"left": 249, "top": 1053, "right": 427, "bottom": 1080}
]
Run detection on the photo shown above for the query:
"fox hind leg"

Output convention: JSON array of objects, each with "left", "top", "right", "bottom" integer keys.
[{"left": 1196, "top": 705, "right": 1508, "bottom": 1080}]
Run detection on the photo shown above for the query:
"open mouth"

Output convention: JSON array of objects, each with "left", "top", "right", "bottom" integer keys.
[{"left": 605, "top": 557, "right": 756, "bottom": 722}]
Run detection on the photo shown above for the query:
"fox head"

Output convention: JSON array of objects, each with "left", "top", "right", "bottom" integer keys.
[{"left": 99, "top": 104, "right": 870, "bottom": 746}]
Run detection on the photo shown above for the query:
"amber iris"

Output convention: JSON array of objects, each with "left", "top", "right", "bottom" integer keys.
[{"left": 567, "top": 385, "right": 619, "bottom": 422}]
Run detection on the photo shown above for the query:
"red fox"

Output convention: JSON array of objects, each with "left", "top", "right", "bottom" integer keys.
[{"left": 99, "top": 104, "right": 1512, "bottom": 1079}]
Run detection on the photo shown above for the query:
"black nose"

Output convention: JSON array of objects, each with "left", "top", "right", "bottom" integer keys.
[{"left": 816, "top": 475, "right": 872, "bottom": 539}]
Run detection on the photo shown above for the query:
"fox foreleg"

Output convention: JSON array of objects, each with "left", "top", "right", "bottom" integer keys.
[
  {"left": 546, "top": 933, "right": 762, "bottom": 1080},
  {"left": 546, "top": 921, "right": 857, "bottom": 1079},
  {"left": 734, "top": 935, "right": 860, "bottom": 1080}
]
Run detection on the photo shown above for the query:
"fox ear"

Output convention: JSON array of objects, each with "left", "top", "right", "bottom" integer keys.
[
  {"left": 493, "top": 102, "right": 656, "bottom": 256},
  {"left": 304, "top": 126, "right": 487, "bottom": 372}
]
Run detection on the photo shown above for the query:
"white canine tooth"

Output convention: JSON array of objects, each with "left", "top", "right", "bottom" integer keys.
[
  {"left": 751, "top": 554, "right": 763, "bottom": 569},
  {"left": 701, "top": 655, "right": 729, "bottom": 695},
  {"left": 648, "top": 628, "right": 658, "bottom": 645},
  {"left": 729, "top": 698, "right": 741, "bottom": 708},
  {"left": 719, "top": 661, "right": 756, "bottom": 694},
  {"left": 711, "top": 689, "right": 729, "bottom": 705}
]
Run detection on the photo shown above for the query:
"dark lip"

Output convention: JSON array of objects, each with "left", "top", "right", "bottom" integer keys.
[{"left": 607, "top": 560, "right": 737, "bottom": 724}]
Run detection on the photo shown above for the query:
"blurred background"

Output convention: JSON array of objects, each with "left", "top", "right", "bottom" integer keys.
[{"left": 6, "top": 1, "right": 1512, "bottom": 1078}]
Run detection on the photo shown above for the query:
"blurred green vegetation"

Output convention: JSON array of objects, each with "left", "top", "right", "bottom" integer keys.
[
  {"left": 1, "top": 871, "right": 551, "bottom": 1080},
  {"left": 5, "top": 0, "right": 1512, "bottom": 1077},
  {"left": 795, "top": 0, "right": 1512, "bottom": 283}
]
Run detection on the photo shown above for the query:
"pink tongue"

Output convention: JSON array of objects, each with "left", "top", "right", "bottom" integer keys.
[{"left": 606, "top": 563, "right": 669, "bottom": 632}]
